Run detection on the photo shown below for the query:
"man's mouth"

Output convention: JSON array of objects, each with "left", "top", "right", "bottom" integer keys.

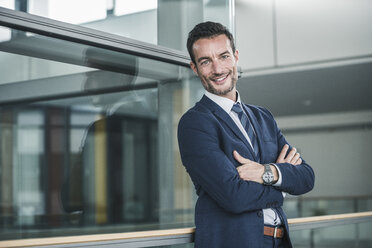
[{"left": 211, "top": 73, "right": 229, "bottom": 84}]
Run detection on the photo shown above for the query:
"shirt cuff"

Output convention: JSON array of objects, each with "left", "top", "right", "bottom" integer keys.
[
  {"left": 272, "top": 163, "right": 286, "bottom": 198},
  {"left": 272, "top": 163, "right": 282, "bottom": 186}
]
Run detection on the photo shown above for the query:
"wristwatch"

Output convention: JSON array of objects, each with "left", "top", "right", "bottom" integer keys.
[{"left": 262, "top": 164, "right": 275, "bottom": 185}]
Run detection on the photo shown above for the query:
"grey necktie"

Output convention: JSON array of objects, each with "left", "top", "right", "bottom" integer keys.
[{"left": 231, "top": 103, "right": 259, "bottom": 158}]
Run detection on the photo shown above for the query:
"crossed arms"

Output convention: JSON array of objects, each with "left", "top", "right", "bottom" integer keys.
[
  {"left": 234, "top": 144, "right": 302, "bottom": 184},
  {"left": 178, "top": 110, "right": 315, "bottom": 214}
]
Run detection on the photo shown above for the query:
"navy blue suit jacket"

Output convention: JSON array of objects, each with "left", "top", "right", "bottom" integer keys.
[{"left": 178, "top": 95, "right": 315, "bottom": 248}]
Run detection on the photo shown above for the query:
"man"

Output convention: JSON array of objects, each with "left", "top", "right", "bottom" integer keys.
[{"left": 177, "top": 21, "right": 315, "bottom": 248}]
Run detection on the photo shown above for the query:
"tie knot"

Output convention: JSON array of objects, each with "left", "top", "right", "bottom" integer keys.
[{"left": 231, "top": 103, "right": 243, "bottom": 114}]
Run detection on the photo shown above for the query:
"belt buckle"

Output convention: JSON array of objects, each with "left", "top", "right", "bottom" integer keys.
[{"left": 273, "top": 226, "right": 278, "bottom": 238}]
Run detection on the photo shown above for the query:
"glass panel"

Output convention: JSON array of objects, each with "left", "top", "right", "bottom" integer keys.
[
  {"left": 204, "top": 0, "right": 235, "bottom": 34},
  {"left": 0, "top": 26, "right": 204, "bottom": 240},
  {"left": 0, "top": 26, "right": 180, "bottom": 103},
  {"left": 0, "top": 0, "right": 235, "bottom": 49},
  {"left": 155, "top": 244, "right": 194, "bottom": 248},
  {"left": 291, "top": 221, "right": 372, "bottom": 248},
  {"left": 284, "top": 196, "right": 372, "bottom": 219}
]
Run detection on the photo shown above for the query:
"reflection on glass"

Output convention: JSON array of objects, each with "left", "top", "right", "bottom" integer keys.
[
  {"left": 0, "top": 26, "right": 180, "bottom": 103},
  {"left": 115, "top": 0, "right": 157, "bottom": 16},
  {"left": 283, "top": 196, "right": 372, "bottom": 219},
  {"left": 291, "top": 222, "right": 372, "bottom": 248},
  {"left": 0, "top": 0, "right": 234, "bottom": 48},
  {"left": 0, "top": 76, "right": 205, "bottom": 240},
  {"left": 15, "top": 111, "right": 44, "bottom": 227},
  {"left": 0, "top": 26, "right": 11, "bottom": 43},
  {"left": 0, "top": 0, "right": 13, "bottom": 10},
  {"left": 62, "top": 88, "right": 159, "bottom": 226},
  {"left": 204, "top": 0, "right": 235, "bottom": 34},
  {"left": 0, "top": 26, "right": 204, "bottom": 240}
]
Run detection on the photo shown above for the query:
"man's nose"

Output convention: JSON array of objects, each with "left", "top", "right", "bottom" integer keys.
[{"left": 211, "top": 59, "right": 223, "bottom": 74}]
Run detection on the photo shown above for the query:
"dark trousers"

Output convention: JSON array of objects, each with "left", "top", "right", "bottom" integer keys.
[{"left": 264, "top": 235, "right": 284, "bottom": 248}]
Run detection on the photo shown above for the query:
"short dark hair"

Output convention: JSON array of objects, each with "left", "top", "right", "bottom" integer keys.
[{"left": 187, "top": 21, "right": 235, "bottom": 64}]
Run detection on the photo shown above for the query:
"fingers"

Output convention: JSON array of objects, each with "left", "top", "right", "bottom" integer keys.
[
  {"left": 292, "top": 152, "right": 301, "bottom": 165},
  {"left": 236, "top": 165, "right": 244, "bottom": 174},
  {"left": 288, "top": 148, "right": 302, "bottom": 165},
  {"left": 276, "top": 144, "right": 302, "bottom": 165},
  {"left": 276, "top": 144, "right": 289, "bottom": 163},
  {"left": 295, "top": 158, "right": 302, "bottom": 165},
  {"left": 233, "top": 150, "right": 251, "bottom": 165},
  {"left": 287, "top": 147, "right": 297, "bottom": 161}
]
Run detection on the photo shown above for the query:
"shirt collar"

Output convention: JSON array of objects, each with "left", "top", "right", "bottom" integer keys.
[{"left": 204, "top": 90, "right": 242, "bottom": 114}]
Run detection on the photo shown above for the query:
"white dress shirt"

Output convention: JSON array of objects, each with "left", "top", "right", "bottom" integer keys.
[{"left": 204, "top": 91, "right": 283, "bottom": 225}]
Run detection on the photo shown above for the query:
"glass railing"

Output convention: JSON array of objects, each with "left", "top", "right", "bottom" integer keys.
[
  {"left": 290, "top": 212, "right": 372, "bottom": 248},
  {"left": 283, "top": 195, "right": 372, "bottom": 218},
  {"left": 1, "top": 212, "right": 371, "bottom": 247},
  {"left": 0, "top": 1, "right": 234, "bottom": 52},
  {"left": 0, "top": 7, "right": 202, "bottom": 241},
  {"left": 291, "top": 222, "right": 372, "bottom": 248}
]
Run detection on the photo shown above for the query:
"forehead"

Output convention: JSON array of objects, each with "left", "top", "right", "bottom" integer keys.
[{"left": 192, "top": 34, "right": 233, "bottom": 59}]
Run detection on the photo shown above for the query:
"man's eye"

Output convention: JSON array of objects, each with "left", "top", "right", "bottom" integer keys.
[
  {"left": 222, "top": 55, "right": 229, "bottom": 59},
  {"left": 200, "top": 60, "right": 209, "bottom": 65}
]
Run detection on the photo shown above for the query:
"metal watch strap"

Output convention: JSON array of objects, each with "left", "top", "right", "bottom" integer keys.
[{"left": 263, "top": 163, "right": 274, "bottom": 185}]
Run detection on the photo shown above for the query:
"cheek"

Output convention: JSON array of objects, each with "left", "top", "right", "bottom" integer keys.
[
  {"left": 222, "top": 58, "right": 235, "bottom": 67},
  {"left": 233, "top": 67, "right": 238, "bottom": 80},
  {"left": 198, "top": 69, "right": 211, "bottom": 80},
  {"left": 197, "top": 72, "right": 209, "bottom": 86}
]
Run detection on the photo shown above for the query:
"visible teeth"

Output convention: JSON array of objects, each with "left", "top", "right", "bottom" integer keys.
[{"left": 214, "top": 75, "right": 227, "bottom": 82}]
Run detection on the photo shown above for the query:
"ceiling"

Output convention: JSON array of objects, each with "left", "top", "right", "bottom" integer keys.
[{"left": 237, "top": 61, "right": 372, "bottom": 117}]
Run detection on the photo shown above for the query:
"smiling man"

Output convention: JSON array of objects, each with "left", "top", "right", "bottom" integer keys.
[
  {"left": 189, "top": 33, "right": 238, "bottom": 100},
  {"left": 177, "top": 22, "right": 315, "bottom": 248}
]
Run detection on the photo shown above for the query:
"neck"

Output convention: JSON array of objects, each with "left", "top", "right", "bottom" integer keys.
[{"left": 223, "top": 89, "right": 237, "bottom": 102}]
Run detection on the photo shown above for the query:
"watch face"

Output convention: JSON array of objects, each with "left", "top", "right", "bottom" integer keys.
[{"left": 263, "top": 172, "right": 274, "bottom": 183}]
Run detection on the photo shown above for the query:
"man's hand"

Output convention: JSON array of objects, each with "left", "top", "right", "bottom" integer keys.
[
  {"left": 233, "top": 151, "right": 278, "bottom": 184},
  {"left": 276, "top": 144, "right": 302, "bottom": 165},
  {"left": 233, "top": 144, "right": 301, "bottom": 183}
]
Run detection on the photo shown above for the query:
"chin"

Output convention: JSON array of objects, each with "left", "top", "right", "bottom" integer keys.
[
  {"left": 212, "top": 87, "right": 234, "bottom": 96},
  {"left": 215, "top": 83, "right": 235, "bottom": 95}
]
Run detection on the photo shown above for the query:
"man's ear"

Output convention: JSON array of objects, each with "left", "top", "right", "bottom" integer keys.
[
  {"left": 234, "top": 49, "right": 239, "bottom": 63},
  {"left": 190, "top": 61, "right": 198, "bottom": 75}
]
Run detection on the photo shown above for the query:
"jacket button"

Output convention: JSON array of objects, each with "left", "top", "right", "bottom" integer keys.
[{"left": 257, "top": 211, "right": 263, "bottom": 217}]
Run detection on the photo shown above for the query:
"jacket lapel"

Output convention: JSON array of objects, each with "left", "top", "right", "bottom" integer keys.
[{"left": 199, "top": 96, "right": 257, "bottom": 159}]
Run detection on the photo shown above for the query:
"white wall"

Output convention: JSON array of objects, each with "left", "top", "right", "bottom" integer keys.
[
  {"left": 276, "top": 110, "right": 372, "bottom": 197},
  {"left": 276, "top": 0, "right": 372, "bottom": 65},
  {"left": 236, "top": 0, "right": 275, "bottom": 70},
  {"left": 236, "top": 0, "right": 372, "bottom": 70}
]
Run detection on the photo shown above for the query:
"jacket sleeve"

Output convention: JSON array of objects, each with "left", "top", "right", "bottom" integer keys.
[
  {"left": 273, "top": 128, "right": 315, "bottom": 195},
  {"left": 177, "top": 111, "right": 284, "bottom": 214},
  {"left": 261, "top": 108, "right": 315, "bottom": 195}
]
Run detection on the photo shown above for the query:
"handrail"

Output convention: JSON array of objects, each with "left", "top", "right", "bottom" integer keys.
[
  {"left": 1, "top": 211, "right": 371, "bottom": 248},
  {"left": 288, "top": 211, "right": 372, "bottom": 231},
  {"left": 0, "top": 7, "right": 190, "bottom": 66},
  {"left": 289, "top": 211, "right": 372, "bottom": 224},
  {"left": 0, "top": 228, "right": 196, "bottom": 248},
  {"left": 287, "top": 194, "right": 372, "bottom": 200}
]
